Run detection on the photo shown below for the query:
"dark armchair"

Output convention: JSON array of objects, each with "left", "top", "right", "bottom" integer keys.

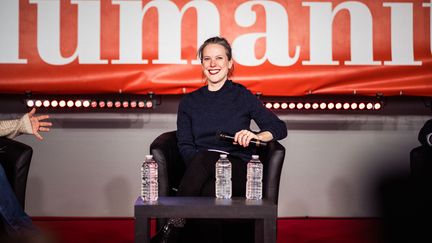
[
  {"left": 0, "top": 137, "right": 33, "bottom": 234},
  {"left": 150, "top": 130, "right": 286, "bottom": 229},
  {"left": 0, "top": 137, "right": 33, "bottom": 208}
]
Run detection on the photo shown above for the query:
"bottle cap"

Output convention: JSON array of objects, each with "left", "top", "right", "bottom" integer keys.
[
  {"left": 252, "top": 155, "right": 259, "bottom": 159},
  {"left": 220, "top": 154, "right": 228, "bottom": 159},
  {"left": 145, "top": 155, "right": 153, "bottom": 160}
]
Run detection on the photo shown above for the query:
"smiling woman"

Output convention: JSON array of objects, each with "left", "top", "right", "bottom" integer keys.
[{"left": 149, "top": 36, "right": 288, "bottom": 243}]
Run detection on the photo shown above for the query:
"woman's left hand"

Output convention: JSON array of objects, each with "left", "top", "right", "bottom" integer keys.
[
  {"left": 28, "top": 108, "right": 52, "bottom": 140},
  {"left": 234, "top": 129, "right": 259, "bottom": 147}
]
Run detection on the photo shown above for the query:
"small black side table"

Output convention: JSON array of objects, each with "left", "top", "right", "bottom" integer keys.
[{"left": 134, "top": 196, "right": 277, "bottom": 243}]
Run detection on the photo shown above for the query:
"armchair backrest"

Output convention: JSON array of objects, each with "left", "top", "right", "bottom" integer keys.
[{"left": 150, "top": 131, "right": 286, "bottom": 204}]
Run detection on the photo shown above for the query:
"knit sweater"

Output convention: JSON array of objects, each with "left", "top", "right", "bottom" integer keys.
[
  {"left": 0, "top": 114, "right": 33, "bottom": 139},
  {"left": 176, "top": 80, "right": 287, "bottom": 162}
]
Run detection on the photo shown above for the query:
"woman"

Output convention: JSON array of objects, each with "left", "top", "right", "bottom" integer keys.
[
  {"left": 1, "top": 108, "right": 51, "bottom": 238},
  {"left": 152, "top": 36, "right": 287, "bottom": 243}
]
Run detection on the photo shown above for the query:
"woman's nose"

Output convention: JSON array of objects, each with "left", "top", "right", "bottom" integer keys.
[{"left": 210, "top": 59, "right": 216, "bottom": 66}]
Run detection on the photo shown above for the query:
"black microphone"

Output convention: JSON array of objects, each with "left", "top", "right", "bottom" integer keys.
[{"left": 218, "top": 131, "right": 267, "bottom": 147}]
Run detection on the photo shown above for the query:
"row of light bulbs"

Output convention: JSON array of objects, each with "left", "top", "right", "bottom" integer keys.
[
  {"left": 264, "top": 101, "right": 382, "bottom": 110},
  {"left": 26, "top": 99, "right": 155, "bottom": 109},
  {"left": 24, "top": 98, "right": 383, "bottom": 111}
]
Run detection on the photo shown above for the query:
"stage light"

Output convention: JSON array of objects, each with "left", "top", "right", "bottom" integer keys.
[
  {"left": 75, "top": 100, "right": 82, "bottom": 108},
  {"left": 51, "top": 100, "right": 58, "bottom": 108},
  {"left": 146, "top": 100, "right": 153, "bottom": 108},
  {"left": 26, "top": 100, "right": 35, "bottom": 107},
  {"left": 59, "top": 100, "right": 66, "bottom": 107},
  {"left": 343, "top": 103, "right": 350, "bottom": 110},
  {"left": 98, "top": 101, "right": 106, "bottom": 108},
  {"left": 83, "top": 100, "right": 90, "bottom": 108},
  {"left": 43, "top": 100, "right": 50, "bottom": 107},
  {"left": 374, "top": 102, "right": 382, "bottom": 110},
  {"left": 35, "top": 100, "right": 42, "bottom": 107},
  {"left": 122, "top": 101, "right": 129, "bottom": 108},
  {"left": 262, "top": 99, "right": 383, "bottom": 112},
  {"left": 106, "top": 101, "right": 113, "bottom": 108},
  {"left": 66, "top": 100, "right": 74, "bottom": 107},
  {"left": 138, "top": 101, "right": 145, "bottom": 108},
  {"left": 91, "top": 101, "right": 98, "bottom": 108},
  {"left": 320, "top": 102, "right": 326, "bottom": 109},
  {"left": 130, "top": 101, "right": 137, "bottom": 108},
  {"left": 114, "top": 101, "right": 121, "bottom": 108}
]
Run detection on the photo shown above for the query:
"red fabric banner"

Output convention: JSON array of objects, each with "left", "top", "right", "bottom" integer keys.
[{"left": 0, "top": 0, "right": 431, "bottom": 96}]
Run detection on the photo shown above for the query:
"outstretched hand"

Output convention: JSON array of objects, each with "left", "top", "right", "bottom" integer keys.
[{"left": 28, "top": 108, "right": 52, "bottom": 140}]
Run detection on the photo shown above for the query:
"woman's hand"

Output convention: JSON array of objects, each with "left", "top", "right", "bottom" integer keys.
[
  {"left": 234, "top": 129, "right": 259, "bottom": 147},
  {"left": 28, "top": 108, "right": 52, "bottom": 140},
  {"left": 234, "top": 130, "right": 274, "bottom": 147}
]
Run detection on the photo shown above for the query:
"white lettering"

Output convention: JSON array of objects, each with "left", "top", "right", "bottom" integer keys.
[
  {"left": 302, "top": 1, "right": 380, "bottom": 65},
  {"left": 112, "top": 0, "right": 219, "bottom": 65},
  {"left": 30, "top": 0, "right": 106, "bottom": 65},
  {"left": 0, "top": 0, "right": 27, "bottom": 64},
  {"left": 233, "top": 1, "right": 300, "bottom": 66},
  {"left": 72, "top": 0, "right": 107, "bottom": 64},
  {"left": 383, "top": 2, "right": 421, "bottom": 65}
]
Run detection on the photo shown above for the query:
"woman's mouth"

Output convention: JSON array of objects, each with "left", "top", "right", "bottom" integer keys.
[{"left": 208, "top": 69, "right": 220, "bottom": 75}]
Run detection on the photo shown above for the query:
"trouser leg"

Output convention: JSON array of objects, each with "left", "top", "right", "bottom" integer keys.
[{"left": 0, "top": 164, "right": 34, "bottom": 235}]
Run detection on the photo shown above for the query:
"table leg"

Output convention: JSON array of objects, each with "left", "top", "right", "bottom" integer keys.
[
  {"left": 263, "top": 217, "right": 277, "bottom": 243},
  {"left": 135, "top": 216, "right": 150, "bottom": 243},
  {"left": 255, "top": 219, "right": 264, "bottom": 243}
]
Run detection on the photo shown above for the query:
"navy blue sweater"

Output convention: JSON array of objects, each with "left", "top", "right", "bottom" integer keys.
[{"left": 176, "top": 80, "right": 287, "bottom": 162}]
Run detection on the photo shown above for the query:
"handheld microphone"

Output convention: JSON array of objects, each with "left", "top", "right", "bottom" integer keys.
[{"left": 218, "top": 131, "right": 267, "bottom": 147}]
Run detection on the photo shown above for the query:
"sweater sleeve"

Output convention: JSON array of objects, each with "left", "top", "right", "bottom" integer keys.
[
  {"left": 176, "top": 98, "right": 197, "bottom": 162},
  {"left": 0, "top": 114, "right": 33, "bottom": 139},
  {"left": 247, "top": 91, "right": 287, "bottom": 140}
]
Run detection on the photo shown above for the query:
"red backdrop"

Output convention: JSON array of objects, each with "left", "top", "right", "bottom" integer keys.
[{"left": 0, "top": 0, "right": 430, "bottom": 96}]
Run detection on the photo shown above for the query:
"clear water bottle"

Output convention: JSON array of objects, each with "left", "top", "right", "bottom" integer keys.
[
  {"left": 141, "top": 155, "right": 158, "bottom": 201},
  {"left": 246, "top": 155, "right": 263, "bottom": 200},
  {"left": 215, "top": 154, "right": 232, "bottom": 199}
]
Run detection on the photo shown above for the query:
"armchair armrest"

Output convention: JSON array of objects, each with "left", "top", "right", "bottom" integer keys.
[
  {"left": 150, "top": 131, "right": 186, "bottom": 196},
  {"left": 257, "top": 140, "right": 286, "bottom": 205}
]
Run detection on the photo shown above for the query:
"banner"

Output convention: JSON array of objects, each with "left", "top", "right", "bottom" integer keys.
[{"left": 0, "top": 0, "right": 431, "bottom": 96}]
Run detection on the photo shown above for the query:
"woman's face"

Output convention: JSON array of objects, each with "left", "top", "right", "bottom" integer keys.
[{"left": 201, "top": 43, "right": 233, "bottom": 86}]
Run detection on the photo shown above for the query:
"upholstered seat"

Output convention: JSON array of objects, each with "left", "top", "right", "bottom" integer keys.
[{"left": 149, "top": 130, "right": 286, "bottom": 232}]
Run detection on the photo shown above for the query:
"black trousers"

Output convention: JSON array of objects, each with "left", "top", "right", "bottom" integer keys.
[
  {"left": 177, "top": 150, "right": 246, "bottom": 197},
  {"left": 176, "top": 151, "right": 254, "bottom": 243}
]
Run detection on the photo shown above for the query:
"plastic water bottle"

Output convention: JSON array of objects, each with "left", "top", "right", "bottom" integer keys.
[
  {"left": 215, "top": 154, "right": 232, "bottom": 199},
  {"left": 141, "top": 155, "right": 158, "bottom": 201},
  {"left": 246, "top": 155, "right": 263, "bottom": 200}
]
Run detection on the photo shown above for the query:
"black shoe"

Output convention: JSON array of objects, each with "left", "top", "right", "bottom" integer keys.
[{"left": 151, "top": 223, "right": 181, "bottom": 243}]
